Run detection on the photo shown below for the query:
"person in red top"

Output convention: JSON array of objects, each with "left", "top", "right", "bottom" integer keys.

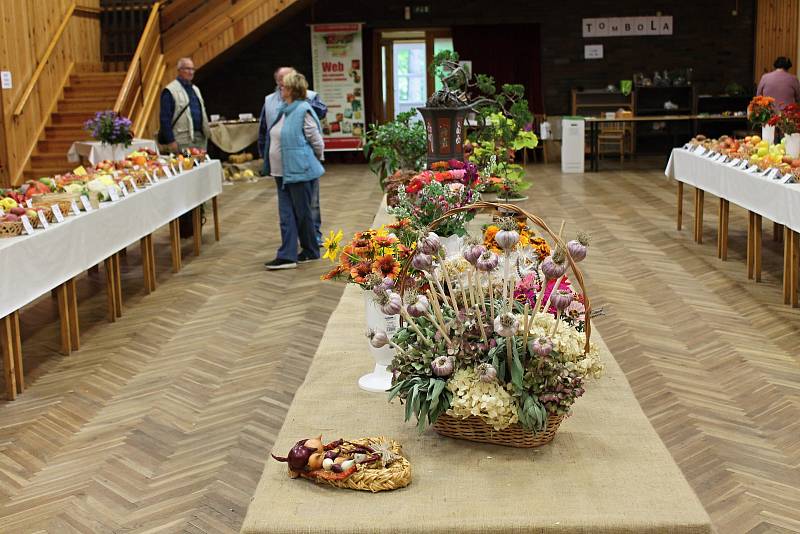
[{"left": 757, "top": 57, "right": 800, "bottom": 110}]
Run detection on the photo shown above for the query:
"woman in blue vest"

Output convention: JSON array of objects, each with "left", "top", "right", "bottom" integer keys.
[{"left": 263, "top": 71, "right": 325, "bottom": 270}]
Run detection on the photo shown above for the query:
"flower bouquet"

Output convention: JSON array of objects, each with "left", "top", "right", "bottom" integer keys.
[
  {"left": 373, "top": 203, "right": 602, "bottom": 447},
  {"left": 387, "top": 160, "right": 481, "bottom": 238},
  {"left": 747, "top": 96, "right": 776, "bottom": 127},
  {"left": 770, "top": 103, "right": 800, "bottom": 158},
  {"left": 84, "top": 110, "right": 133, "bottom": 147}
]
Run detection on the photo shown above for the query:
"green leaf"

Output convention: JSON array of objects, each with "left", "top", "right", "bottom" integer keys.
[
  {"left": 511, "top": 341, "right": 524, "bottom": 392},
  {"left": 429, "top": 379, "right": 446, "bottom": 414},
  {"left": 417, "top": 399, "right": 430, "bottom": 432},
  {"left": 405, "top": 386, "right": 417, "bottom": 422}
]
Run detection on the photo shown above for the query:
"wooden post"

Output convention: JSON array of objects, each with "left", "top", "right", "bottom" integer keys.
[
  {"left": 212, "top": 196, "right": 220, "bottom": 241},
  {"left": 66, "top": 278, "right": 79, "bottom": 350},
  {"left": 720, "top": 199, "right": 729, "bottom": 261},
  {"left": 1, "top": 314, "right": 17, "bottom": 400},
  {"left": 747, "top": 212, "right": 755, "bottom": 280},
  {"left": 113, "top": 253, "right": 122, "bottom": 318},
  {"left": 792, "top": 230, "right": 799, "bottom": 308},
  {"left": 57, "top": 283, "right": 71, "bottom": 355},
  {"left": 192, "top": 206, "right": 202, "bottom": 256}
]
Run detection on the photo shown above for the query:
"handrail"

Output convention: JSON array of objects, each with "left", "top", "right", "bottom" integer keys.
[
  {"left": 13, "top": 1, "right": 76, "bottom": 117},
  {"left": 114, "top": 1, "right": 162, "bottom": 114}
]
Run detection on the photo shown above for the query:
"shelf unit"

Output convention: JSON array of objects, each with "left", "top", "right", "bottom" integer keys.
[{"left": 571, "top": 89, "right": 636, "bottom": 156}]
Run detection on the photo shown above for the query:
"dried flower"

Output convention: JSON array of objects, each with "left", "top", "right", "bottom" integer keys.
[
  {"left": 431, "top": 355, "right": 454, "bottom": 377},
  {"left": 493, "top": 313, "right": 519, "bottom": 337},
  {"left": 530, "top": 337, "right": 553, "bottom": 357},
  {"left": 549, "top": 290, "right": 573, "bottom": 312},
  {"left": 368, "top": 329, "right": 391, "bottom": 348},
  {"left": 567, "top": 232, "right": 590, "bottom": 263},
  {"left": 419, "top": 232, "right": 441, "bottom": 255},
  {"left": 477, "top": 363, "right": 497, "bottom": 383},
  {"left": 411, "top": 252, "right": 433, "bottom": 271},
  {"left": 381, "top": 291, "right": 403, "bottom": 315},
  {"left": 541, "top": 253, "right": 567, "bottom": 280},
  {"left": 406, "top": 295, "right": 430, "bottom": 318},
  {"left": 462, "top": 244, "right": 485, "bottom": 265}
]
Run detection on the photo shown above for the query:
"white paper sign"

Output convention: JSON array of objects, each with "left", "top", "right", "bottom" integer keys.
[
  {"left": 36, "top": 210, "right": 50, "bottom": 229},
  {"left": 25, "top": 198, "right": 32, "bottom": 208},
  {"left": 70, "top": 199, "right": 81, "bottom": 216},
  {"left": 0, "top": 71, "right": 12, "bottom": 89},
  {"left": 119, "top": 181, "right": 129, "bottom": 197},
  {"left": 746, "top": 166, "right": 761, "bottom": 174},
  {"left": 146, "top": 171, "right": 155, "bottom": 184},
  {"left": 107, "top": 186, "right": 120, "bottom": 202},
  {"left": 205, "top": 154, "right": 211, "bottom": 162},
  {"left": 51, "top": 204, "right": 65, "bottom": 223},
  {"left": 20, "top": 215, "right": 34, "bottom": 234},
  {"left": 238, "top": 113, "right": 254, "bottom": 120},
  {"left": 584, "top": 44, "right": 603, "bottom": 59},
  {"left": 727, "top": 158, "right": 741, "bottom": 167},
  {"left": 780, "top": 174, "right": 796, "bottom": 184},
  {"left": 0, "top": 208, "right": 4, "bottom": 217},
  {"left": 163, "top": 166, "right": 174, "bottom": 178},
  {"left": 694, "top": 147, "right": 706, "bottom": 156},
  {"left": 129, "top": 178, "right": 140, "bottom": 192},
  {"left": 583, "top": 16, "right": 673, "bottom": 37},
  {"left": 80, "top": 195, "right": 93, "bottom": 212}
]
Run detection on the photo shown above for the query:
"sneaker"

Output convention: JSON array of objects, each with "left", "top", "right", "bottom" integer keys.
[
  {"left": 264, "top": 258, "right": 297, "bottom": 270},
  {"left": 298, "top": 252, "right": 320, "bottom": 263}
]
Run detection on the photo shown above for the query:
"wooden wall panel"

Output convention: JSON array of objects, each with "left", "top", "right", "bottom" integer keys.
[
  {"left": 0, "top": 0, "right": 100, "bottom": 186},
  {"left": 754, "top": 0, "right": 800, "bottom": 81}
]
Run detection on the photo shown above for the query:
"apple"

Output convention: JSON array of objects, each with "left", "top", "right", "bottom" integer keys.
[
  {"left": 757, "top": 147, "right": 769, "bottom": 157},
  {"left": 751, "top": 135, "right": 761, "bottom": 144}
]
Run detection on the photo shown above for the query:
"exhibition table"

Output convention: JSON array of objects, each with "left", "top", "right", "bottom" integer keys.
[
  {"left": 241, "top": 205, "right": 713, "bottom": 534},
  {"left": 67, "top": 139, "right": 158, "bottom": 165},
  {"left": 665, "top": 148, "right": 800, "bottom": 306},
  {"left": 0, "top": 161, "right": 223, "bottom": 400},
  {"left": 208, "top": 119, "right": 259, "bottom": 153}
]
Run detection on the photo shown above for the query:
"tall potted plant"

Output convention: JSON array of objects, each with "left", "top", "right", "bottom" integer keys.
[{"left": 363, "top": 109, "right": 427, "bottom": 193}]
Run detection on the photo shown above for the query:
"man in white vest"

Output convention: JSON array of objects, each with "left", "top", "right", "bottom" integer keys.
[{"left": 159, "top": 57, "right": 211, "bottom": 153}]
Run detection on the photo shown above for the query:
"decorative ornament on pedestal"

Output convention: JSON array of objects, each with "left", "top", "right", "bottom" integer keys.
[
  {"left": 761, "top": 125, "right": 776, "bottom": 146},
  {"left": 418, "top": 107, "right": 470, "bottom": 167},
  {"left": 786, "top": 133, "right": 800, "bottom": 159},
  {"left": 360, "top": 292, "right": 399, "bottom": 392}
]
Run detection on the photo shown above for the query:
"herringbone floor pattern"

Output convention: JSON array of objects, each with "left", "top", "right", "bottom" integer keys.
[{"left": 1, "top": 163, "right": 799, "bottom": 533}]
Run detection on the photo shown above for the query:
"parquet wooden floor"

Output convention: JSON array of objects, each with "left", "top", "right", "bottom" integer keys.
[{"left": 1, "top": 163, "right": 799, "bottom": 533}]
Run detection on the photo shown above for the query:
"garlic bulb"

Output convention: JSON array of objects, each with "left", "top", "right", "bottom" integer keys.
[
  {"left": 411, "top": 252, "right": 433, "bottom": 272},
  {"left": 530, "top": 336, "right": 553, "bottom": 357},
  {"left": 419, "top": 232, "right": 441, "bottom": 255},
  {"left": 493, "top": 313, "right": 519, "bottom": 337},
  {"left": 381, "top": 291, "right": 403, "bottom": 315},
  {"left": 477, "top": 363, "right": 497, "bottom": 383},
  {"left": 567, "top": 232, "right": 590, "bottom": 262},
  {"left": 431, "top": 355, "right": 454, "bottom": 377},
  {"left": 463, "top": 244, "right": 486, "bottom": 265},
  {"left": 407, "top": 295, "right": 430, "bottom": 318},
  {"left": 495, "top": 229, "right": 520, "bottom": 251},
  {"left": 369, "top": 330, "right": 390, "bottom": 348},
  {"left": 549, "top": 289, "right": 573, "bottom": 312},
  {"left": 476, "top": 250, "right": 499, "bottom": 272},
  {"left": 540, "top": 255, "right": 567, "bottom": 280}
]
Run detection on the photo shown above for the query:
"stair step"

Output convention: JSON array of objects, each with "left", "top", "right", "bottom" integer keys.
[
  {"left": 37, "top": 139, "right": 75, "bottom": 153},
  {"left": 71, "top": 72, "right": 126, "bottom": 83},
  {"left": 51, "top": 112, "right": 98, "bottom": 125},
  {"left": 58, "top": 101, "right": 117, "bottom": 113},
  {"left": 31, "top": 154, "right": 73, "bottom": 165}
]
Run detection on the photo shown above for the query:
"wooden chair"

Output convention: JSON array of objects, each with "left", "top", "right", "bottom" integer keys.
[{"left": 597, "top": 112, "right": 633, "bottom": 163}]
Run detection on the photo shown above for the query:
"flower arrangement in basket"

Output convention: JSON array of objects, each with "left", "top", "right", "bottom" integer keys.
[
  {"left": 84, "top": 110, "right": 133, "bottom": 147},
  {"left": 372, "top": 203, "right": 603, "bottom": 447},
  {"left": 747, "top": 96, "right": 776, "bottom": 128},
  {"left": 387, "top": 160, "right": 481, "bottom": 237}
]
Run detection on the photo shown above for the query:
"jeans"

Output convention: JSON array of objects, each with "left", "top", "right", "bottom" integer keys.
[
  {"left": 310, "top": 178, "right": 322, "bottom": 244},
  {"left": 274, "top": 177, "right": 320, "bottom": 262}
]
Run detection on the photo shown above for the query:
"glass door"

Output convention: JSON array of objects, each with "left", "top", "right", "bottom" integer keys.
[{"left": 393, "top": 42, "right": 427, "bottom": 118}]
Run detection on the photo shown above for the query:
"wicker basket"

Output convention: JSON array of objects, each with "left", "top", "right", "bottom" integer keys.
[
  {"left": 299, "top": 437, "right": 411, "bottom": 492},
  {"left": 433, "top": 413, "right": 565, "bottom": 448},
  {"left": 31, "top": 206, "right": 56, "bottom": 223},
  {"left": 394, "top": 201, "right": 593, "bottom": 448},
  {"left": 0, "top": 221, "right": 24, "bottom": 238}
]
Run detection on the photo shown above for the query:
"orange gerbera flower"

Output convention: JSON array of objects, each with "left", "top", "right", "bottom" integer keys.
[
  {"left": 350, "top": 261, "right": 373, "bottom": 284},
  {"left": 374, "top": 235, "right": 397, "bottom": 248},
  {"left": 372, "top": 254, "right": 401, "bottom": 279},
  {"left": 339, "top": 244, "right": 360, "bottom": 269},
  {"left": 321, "top": 264, "right": 346, "bottom": 281}
]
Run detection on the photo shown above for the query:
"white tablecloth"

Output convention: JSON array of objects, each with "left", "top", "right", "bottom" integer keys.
[
  {"left": 665, "top": 148, "right": 800, "bottom": 232},
  {"left": 0, "top": 161, "right": 223, "bottom": 318},
  {"left": 66, "top": 139, "right": 158, "bottom": 165}
]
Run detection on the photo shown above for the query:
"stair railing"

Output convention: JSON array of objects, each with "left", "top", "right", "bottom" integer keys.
[{"left": 114, "top": 1, "right": 165, "bottom": 139}]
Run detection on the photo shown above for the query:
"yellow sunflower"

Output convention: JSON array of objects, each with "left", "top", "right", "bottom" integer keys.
[{"left": 322, "top": 229, "right": 344, "bottom": 262}]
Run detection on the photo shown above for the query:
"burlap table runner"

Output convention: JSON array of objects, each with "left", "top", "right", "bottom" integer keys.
[{"left": 241, "top": 202, "right": 712, "bottom": 534}]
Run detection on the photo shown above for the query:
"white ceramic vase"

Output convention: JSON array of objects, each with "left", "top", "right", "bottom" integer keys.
[
  {"left": 762, "top": 125, "right": 776, "bottom": 145},
  {"left": 785, "top": 133, "right": 800, "bottom": 159},
  {"left": 439, "top": 233, "right": 464, "bottom": 259},
  {"left": 359, "top": 291, "right": 399, "bottom": 392}
]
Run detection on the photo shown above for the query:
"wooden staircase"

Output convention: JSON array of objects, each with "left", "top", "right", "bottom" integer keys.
[{"left": 25, "top": 71, "right": 127, "bottom": 180}]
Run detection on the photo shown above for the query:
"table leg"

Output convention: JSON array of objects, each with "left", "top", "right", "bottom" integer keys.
[
  {"left": 721, "top": 199, "right": 729, "bottom": 261},
  {"left": 676, "top": 181, "right": 683, "bottom": 231},
  {"left": 747, "top": 212, "right": 755, "bottom": 280},
  {"left": 592, "top": 122, "right": 599, "bottom": 172},
  {"left": 140, "top": 237, "right": 151, "bottom": 294},
  {"left": 104, "top": 257, "right": 117, "bottom": 323},
  {"left": 57, "top": 283, "right": 71, "bottom": 355},
  {"left": 169, "top": 219, "right": 182, "bottom": 273},
  {"left": 66, "top": 278, "right": 79, "bottom": 350},
  {"left": 754, "top": 214, "right": 762, "bottom": 282},
  {"left": 212, "top": 196, "right": 220, "bottom": 242},
  {"left": 192, "top": 206, "right": 202, "bottom": 257},
  {"left": 693, "top": 189, "right": 705, "bottom": 243},
  {"left": 792, "top": 230, "right": 799, "bottom": 308},
  {"left": 783, "top": 227, "right": 792, "bottom": 304},
  {"left": 113, "top": 252, "right": 122, "bottom": 318},
  {"left": 2, "top": 314, "right": 17, "bottom": 401},
  {"left": 11, "top": 311, "right": 22, "bottom": 393},
  {"left": 147, "top": 234, "right": 156, "bottom": 291},
  {"left": 773, "top": 222, "right": 783, "bottom": 242}
]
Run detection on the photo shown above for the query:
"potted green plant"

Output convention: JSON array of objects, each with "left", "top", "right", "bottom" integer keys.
[
  {"left": 363, "top": 110, "right": 427, "bottom": 191},
  {"left": 469, "top": 112, "right": 538, "bottom": 202}
]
